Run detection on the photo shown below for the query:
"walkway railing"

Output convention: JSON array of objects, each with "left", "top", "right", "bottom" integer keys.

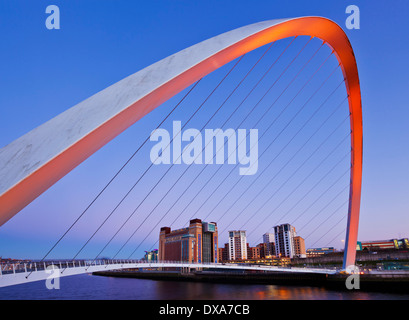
[
  {"left": 0, "top": 259, "right": 344, "bottom": 288},
  {"left": 0, "top": 259, "right": 339, "bottom": 276},
  {"left": 0, "top": 259, "right": 138, "bottom": 275}
]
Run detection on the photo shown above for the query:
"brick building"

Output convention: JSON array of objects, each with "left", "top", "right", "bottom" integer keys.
[{"left": 159, "top": 219, "right": 218, "bottom": 263}]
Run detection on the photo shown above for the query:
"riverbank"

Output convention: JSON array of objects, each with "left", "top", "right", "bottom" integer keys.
[{"left": 93, "top": 269, "right": 409, "bottom": 293}]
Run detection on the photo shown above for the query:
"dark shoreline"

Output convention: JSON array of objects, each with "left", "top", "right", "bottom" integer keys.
[{"left": 93, "top": 270, "right": 409, "bottom": 294}]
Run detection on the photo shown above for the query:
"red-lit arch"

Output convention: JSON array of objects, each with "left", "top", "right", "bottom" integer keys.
[{"left": 0, "top": 17, "right": 362, "bottom": 268}]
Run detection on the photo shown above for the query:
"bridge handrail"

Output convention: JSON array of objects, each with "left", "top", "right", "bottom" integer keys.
[{"left": 1, "top": 259, "right": 341, "bottom": 276}]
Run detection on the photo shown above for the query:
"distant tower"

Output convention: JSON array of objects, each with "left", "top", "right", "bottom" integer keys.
[
  {"left": 293, "top": 236, "right": 306, "bottom": 258},
  {"left": 263, "top": 232, "right": 275, "bottom": 256},
  {"left": 274, "top": 224, "right": 296, "bottom": 258},
  {"left": 228, "top": 230, "right": 247, "bottom": 260},
  {"left": 263, "top": 232, "right": 274, "bottom": 244}
]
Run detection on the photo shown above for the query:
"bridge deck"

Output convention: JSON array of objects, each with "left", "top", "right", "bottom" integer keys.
[{"left": 0, "top": 260, "right": 337, "bottom": 288}]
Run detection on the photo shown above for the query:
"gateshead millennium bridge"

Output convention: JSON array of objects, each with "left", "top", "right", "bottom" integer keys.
[{"left": 0, "top": 16, "right": 362, "bottom": 288}]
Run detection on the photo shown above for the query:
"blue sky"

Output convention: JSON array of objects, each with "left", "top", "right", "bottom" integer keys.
[{"left": 0, "top": 0, "right": 408, "bottom": 259}]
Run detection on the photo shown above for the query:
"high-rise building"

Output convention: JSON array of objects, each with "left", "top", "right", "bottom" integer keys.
[
  {"left": 218, "top": 243, "right": 230, "bottom": 262},
  {"left": 262, "top": 232, "right": 275, "bottom": 256},
  {"left": 246, "top": 243, "right": 260, "bottom": 259},
  {"left": 218, "top": 247, "right": 224, "bottom": 262},
  {"left": 202, "top": 222, "right": 218, "bottom": 263},
  {"left": 267, "top": 242, "right": 276, "bottom": 258},
  {"left": 293, "top": 236, "right": 306, "bottom": 258},
  {"left": 218, "top": 243, "right": 229, "bottom": 262},
  {"left": 159, "top": 219, "right": 218, "bottom": 263},
  {"left": 274, "top": 223, "right": 297, "bottom": 258},
  {"left": 263, "top": 233, "right": 274, "bottom": 244},
  {"left": 257, "top": 243, "right": 267, "bottom": 258},
  {"left": 256, "top": 242, "right": 276, "bottom": 258},
  {"left": 228, "top": 230, "right": 247, "bottom": 260}
]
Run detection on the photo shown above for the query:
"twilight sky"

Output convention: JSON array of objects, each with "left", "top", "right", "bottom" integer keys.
[{"left": 0, "top": 0, "right": 408, "bottom": 259}]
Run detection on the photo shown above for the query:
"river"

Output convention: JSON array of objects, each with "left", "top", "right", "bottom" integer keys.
[{"left": 1, "top": 273, "right": 409, "bottom": 300}]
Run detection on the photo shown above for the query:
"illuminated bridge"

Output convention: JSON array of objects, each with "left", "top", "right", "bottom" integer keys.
[{"left": 0, "top": 16, "right": 362, "bottom": 288}]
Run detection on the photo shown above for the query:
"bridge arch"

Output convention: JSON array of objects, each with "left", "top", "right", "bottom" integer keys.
[{"left": 0, "top": 17, "right": 362, "bottom": 268}]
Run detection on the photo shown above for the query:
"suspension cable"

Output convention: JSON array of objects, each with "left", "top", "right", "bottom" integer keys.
[
  {"left": 69, "top": 55, "right": 245, "bottom": 264},
  {"left": 296, "top": 184, "right": 350, "bottom": 233},
  {"left": 304, "top": 199, "right": 349, "bottom": 240},
  {"left": 101, "top": 45, "right": 281, "bottom": 260},
  {"left": 219, "top": 92, "right": 348, "bottom": 234},
  {"left": 310, "top": 215, "right": 346, "bottom": 247},
  {"left": 89, "top": 44, "right": 275, "bottom": 261},
  {"left": 130, "top": 38, "right": 322, "bottom": 256},
  {"left": 252, "top": 183, "right": 349, "bottom": 246},
  {"left": 174, "top": 37, "right": 314, "bottom": 228},
  {"left": 200, "top": 63, "right": 341, "bottom": 229},
  {"left": 26, "top": 79, "right": 202, "bottom": 278},
  {"left": 232, "top": 122, "right": 351, "bottom": 236},
  {"left": 247, "top": 145, "right": 350, "bottom": 240},
  {"left": 147, "top": 38, "right": 313, "bottom": 251},
  {"left": 325, "top": 227, "right": 347, "bottom": 248}
]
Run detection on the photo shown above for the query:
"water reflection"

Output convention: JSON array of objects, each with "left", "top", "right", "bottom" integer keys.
[{"left": 1, "top": 274, "right": 408, "bottom": 300}]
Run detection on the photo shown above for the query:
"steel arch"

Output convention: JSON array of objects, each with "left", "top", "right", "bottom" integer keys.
[{"left": 0, "top": 17, "right": 362, "bottom": 268}]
